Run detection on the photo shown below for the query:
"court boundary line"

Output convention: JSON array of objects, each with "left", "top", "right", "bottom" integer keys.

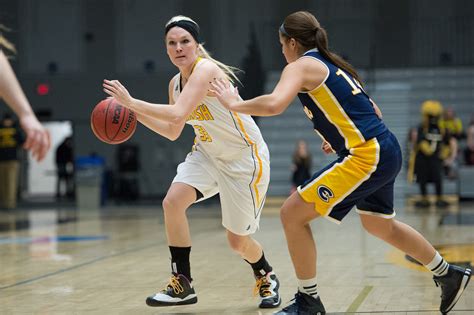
[
  {"left": 0, "top": 242, "right": 158, "bottom": 291},
  {"left": 340, "top": 310, "right": 473, "bottom": 314},
  {"left": 346, "top": 285, "right": 373, "bottom": 312}
]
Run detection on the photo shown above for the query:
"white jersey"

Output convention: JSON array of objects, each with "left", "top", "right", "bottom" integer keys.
[
  {"left": 171, "top": 59, "right": 270, "bottom": 234},
  {"left": 171, "top": 61, "right": 265, "bottom": 159}
]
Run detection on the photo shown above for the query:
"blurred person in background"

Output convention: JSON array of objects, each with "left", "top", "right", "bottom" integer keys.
[
  {"left": 464, "top": 124, "right": 474, "bottom": 165},
  {"left": 55, "top": 136, "right": 74, "bottom": 200},
  {"left": 440, "top": 106, "right": 464, "bottom": 139},
  {"left": 0, "top": 113, "right": 23, "bottom": 209},
  {"left": 413, "top": 100, "right": 456, "bottom": 208},
  {"left": 406, "top": 127, "right": 418, "bottom": 183},
  {"left": 291, "top": 139, "right": 312, "bottom": 194}
]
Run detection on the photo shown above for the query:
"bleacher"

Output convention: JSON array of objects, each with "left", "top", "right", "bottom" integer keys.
[{"left": 259, "top": 67, "right": 474, "bottom": 199}]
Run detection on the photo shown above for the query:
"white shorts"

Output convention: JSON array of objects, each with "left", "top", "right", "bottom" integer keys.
[{"left": 172, "top": 144, "right": 270, "bottom": 235}]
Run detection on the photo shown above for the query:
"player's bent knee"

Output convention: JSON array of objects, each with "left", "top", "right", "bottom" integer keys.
[
  {"left": 361, "top": 216, "right": 395, "bottom": 239},
  {"left": 226, "top": 233, "right": 248, "bottom": 254},
  {"left": 162, "top": 196, "right": 185, "bottom": 214},
  {"left": 280, "top": 203, "right": 291, "bottom": 225}
]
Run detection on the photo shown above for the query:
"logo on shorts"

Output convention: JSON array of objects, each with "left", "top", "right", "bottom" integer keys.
[{"left": 317, "top": 185, "right": 334, "bottom": 203}]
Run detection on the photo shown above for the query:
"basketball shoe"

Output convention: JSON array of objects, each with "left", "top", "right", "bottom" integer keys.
[
  {"left": 274, "top": 291, "right": 326, "bottom": 315},
  {"left": 433, "top": 265, "right": 471, "bottom": 314},
  {"left": 145, "top": 274, "right": 197, "bottom": 307},
  {"left": 254, "top": 271, "right": 281, "bottom": 308}
]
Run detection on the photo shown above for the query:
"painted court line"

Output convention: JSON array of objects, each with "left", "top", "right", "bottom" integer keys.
[
  {"left": 346, "top": 285, "right": 373, "bottom": 312},
  {"left": 0, "top": 242, "right": 157, "bottom": 291}
]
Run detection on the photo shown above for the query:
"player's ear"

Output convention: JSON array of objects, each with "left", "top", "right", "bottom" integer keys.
[{"left": 290, "top": 38, "right": 296, "bottom": 48}]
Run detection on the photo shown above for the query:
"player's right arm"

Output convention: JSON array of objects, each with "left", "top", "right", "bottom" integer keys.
[{"left": 135, "top": 77, "right": 185, "bottom": 141}]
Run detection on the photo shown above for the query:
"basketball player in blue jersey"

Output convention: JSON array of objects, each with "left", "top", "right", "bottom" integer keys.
[
  {"left": 212, "top": 11, "right": 470, "bottom": 315},
  {"left": 103, "top": 16, "right": 281, "bottom": 309}
]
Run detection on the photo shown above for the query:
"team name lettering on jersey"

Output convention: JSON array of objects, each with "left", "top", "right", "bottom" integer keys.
[{"left": 187, "top": 104, "right": 215, "bottom": 121}]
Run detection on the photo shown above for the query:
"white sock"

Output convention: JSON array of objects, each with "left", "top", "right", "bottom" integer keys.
[
  {"left": 298, "top": 277, "right": 318, "bottom": 297},
  {"left": 425, "top": 251, "right": 449, "bottom": 276}
]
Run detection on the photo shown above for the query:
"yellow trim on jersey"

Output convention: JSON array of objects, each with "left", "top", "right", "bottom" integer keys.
[
  {"left": 190, "top": 56, "right": 202, "bottom": 73},
  {"left": 309, "top": 84, "right": 365, "bottom": 149},
  {"left": 298, "top": 138, "right": 380, "bottom": 218},
  {"left": 232, "top": 112, "right": 263, "bottom": 208},
  {"left": 191, "top": 137, "right": 198, "bottom": 152}
]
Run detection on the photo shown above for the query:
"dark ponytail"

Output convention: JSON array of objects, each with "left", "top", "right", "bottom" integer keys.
[{"left": 280, "top": 11, "right": 362, "bottom": 84}]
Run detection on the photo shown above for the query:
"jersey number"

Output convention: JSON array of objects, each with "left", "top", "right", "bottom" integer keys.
[
  {"left": 193, "top": 125, "right": 212, "bottom": 142},
  {"left": 336, "top": 69, "right": 361, "bottom": 95}
]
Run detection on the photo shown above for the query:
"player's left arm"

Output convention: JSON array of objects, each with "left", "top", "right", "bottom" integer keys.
[
  {"left": 211, "top": 62, "right": 304, "bottom": 116},
  {"left": 212, "top": 58, "right": 326, "bottom": 117},
  {"left": 369, "top": 99, "right": 383, "bottom": 119}
]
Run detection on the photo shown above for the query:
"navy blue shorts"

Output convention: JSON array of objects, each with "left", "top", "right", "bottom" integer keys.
[{"left": 298, "top": 132, "right": 402, "bottom": 223}]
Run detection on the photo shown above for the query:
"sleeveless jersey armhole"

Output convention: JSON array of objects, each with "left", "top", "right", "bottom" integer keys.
[{"left": 298, "top": 55, "right": 330, "bottom": 94}]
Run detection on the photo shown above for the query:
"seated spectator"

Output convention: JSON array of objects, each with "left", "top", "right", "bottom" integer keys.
[
  {"left": 439, "top": 106, "right": 464, "bottom": 139},
  {"left": 290, "top": 139, "right": 312, "bottom": 194},
  {"left": 0, "top": 113, "right": 24, "bottom": 209},
  {"left": 406, "top": 127, "right": 418, "bottom": 183},
  {"left": 441, "top": 130, "right": 458, "bottom": 179},
  {"left": 464, "top": 124, "right": 474, "bottom": 165}
]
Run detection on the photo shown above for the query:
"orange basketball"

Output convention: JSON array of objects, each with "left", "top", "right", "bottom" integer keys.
[{"left": 91, "top": 98, "right": 137, "bottom": 144}]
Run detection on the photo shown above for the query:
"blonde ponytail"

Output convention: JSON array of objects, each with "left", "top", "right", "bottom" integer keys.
[
  {"left": 198, "top": 44, "right": 241, "bottom": 84},
  {"left": 0, "top": 25, "right": 17, "bottom": 56}
]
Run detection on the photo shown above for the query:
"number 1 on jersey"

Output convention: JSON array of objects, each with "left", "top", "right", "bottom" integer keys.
[{"left": 336, "top": 69, "right": 361, "bottom": 95}]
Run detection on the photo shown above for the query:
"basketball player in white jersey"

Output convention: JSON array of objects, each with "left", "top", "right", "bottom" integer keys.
[{"left": 103, "top": 15, "right": 281, "bottom": 309}]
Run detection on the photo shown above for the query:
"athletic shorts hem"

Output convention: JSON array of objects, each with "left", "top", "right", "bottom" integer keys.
[
  {"left": 324, "top": 214, "right": 342, "bottom": 225},
  {"left": 356, "top": 208, "right": 396, "bottom": 219},
  {"left": 297, "top": 186, "right": 329, "bottom": 217},
  {"left": 222, "top": 222, "right": 259, "bottom": 236},
  {"left": 171, "top": 180, "right": 216, "bottom": 203}
]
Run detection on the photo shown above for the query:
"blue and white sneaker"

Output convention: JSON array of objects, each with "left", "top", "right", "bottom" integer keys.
[{"left": 433, "top": 265, "right": 471, "bottom": 314}]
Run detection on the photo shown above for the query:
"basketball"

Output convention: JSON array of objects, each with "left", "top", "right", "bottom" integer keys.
[{"left": 90, "top": 98, "right": 137, "bottom": 144}]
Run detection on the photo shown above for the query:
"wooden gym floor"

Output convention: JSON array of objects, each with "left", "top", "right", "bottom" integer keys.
[{"left": 0, "top": 199, "right": 473, "bottom": 314}]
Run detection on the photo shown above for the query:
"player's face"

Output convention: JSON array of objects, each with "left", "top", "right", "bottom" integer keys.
[
  {"left": 279, "top": 34, "right": 298, "bottom": 63},
  {"left": 166, "top": 27, "right": 199, "bottom": 68}
]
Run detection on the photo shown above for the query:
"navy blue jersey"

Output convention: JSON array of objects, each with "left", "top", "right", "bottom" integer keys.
[{"left": 297, "top": 49, "right": 388, "bottom": 154}]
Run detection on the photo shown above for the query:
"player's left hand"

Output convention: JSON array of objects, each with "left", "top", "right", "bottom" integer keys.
[
  {"left": 370, "top": 99, "right": 383, "bottom": 119},
  {"left": 103, "top": 79, "right": 134, "bottom": 108},
  {"left": 210, "top": 78, "right": 240, "bottom": 110},
  {"left": 321, "top": 140, "right": 335, "bottom": 155},
  {"left": 20, "top": 113, "right": 51, "bottom": 162}
]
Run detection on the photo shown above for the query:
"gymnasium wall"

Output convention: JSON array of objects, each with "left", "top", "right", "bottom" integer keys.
[{"left": 0, "top": 0, "right": 473, "bottom": 197}]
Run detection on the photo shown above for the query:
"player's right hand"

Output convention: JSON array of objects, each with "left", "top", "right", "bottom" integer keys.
[{"left": 20, "top": 113, "right": 51, "bottom": 162}]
